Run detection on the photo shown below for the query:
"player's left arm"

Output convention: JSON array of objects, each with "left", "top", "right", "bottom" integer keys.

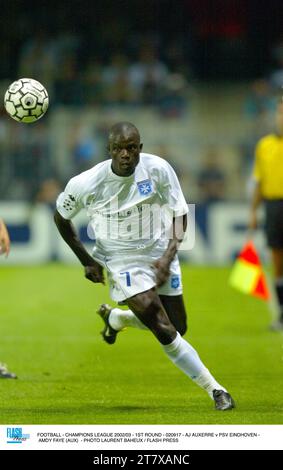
[
  {"left": 0, "top": 218, "right": 11, "bottom": 257},
  {"left": 154, "top": 213, "right": 187, "bottom": 287}
]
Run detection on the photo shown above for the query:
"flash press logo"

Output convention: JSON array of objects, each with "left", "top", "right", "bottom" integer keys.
[{"left": 6, "top": 427, "right": 30, "bottom": 444}]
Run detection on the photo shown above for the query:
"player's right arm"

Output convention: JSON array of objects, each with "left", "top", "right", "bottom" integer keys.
[
  {"left": 54, "top": 210, "right": 104, "bottom": 283},
  {"left": 54, "top": 176, "right": 104, "bottom": 284}
]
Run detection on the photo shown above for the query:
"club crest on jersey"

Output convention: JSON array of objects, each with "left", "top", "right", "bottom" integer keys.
[{"left": 137, "top": 179, "right": 153, "bottom": 196}]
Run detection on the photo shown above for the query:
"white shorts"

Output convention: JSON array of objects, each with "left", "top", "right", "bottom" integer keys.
[{"left": 93, "top": 251, "right": 183, "bottom": 302}]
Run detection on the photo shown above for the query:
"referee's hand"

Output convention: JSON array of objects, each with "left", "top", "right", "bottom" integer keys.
[{"left": 84, "top": 263, "right": 105, "bottom": 284}]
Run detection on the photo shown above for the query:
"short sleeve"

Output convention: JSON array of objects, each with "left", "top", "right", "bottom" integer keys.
[
  {"left": 252, "top": 142, "right": 262, "bottom": 182},
  {"left": 159, "top": 162, "right": 188, "bottom": 216},
  {"left": 56, "top": 176, "right": 84, "bottom": 220}
]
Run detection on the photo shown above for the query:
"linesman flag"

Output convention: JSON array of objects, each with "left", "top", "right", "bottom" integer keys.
[{"left": 229, "top": 241, "right": 270, "bottom": 301}]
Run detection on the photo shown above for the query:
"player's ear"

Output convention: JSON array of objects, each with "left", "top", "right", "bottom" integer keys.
[{"left": 139, "top": 143, "right": 143, "bottom": 151}]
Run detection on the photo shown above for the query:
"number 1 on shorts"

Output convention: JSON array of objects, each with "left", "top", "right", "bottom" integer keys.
[{"left": 120, "top": 271, "right": 131, "bottom": 286}]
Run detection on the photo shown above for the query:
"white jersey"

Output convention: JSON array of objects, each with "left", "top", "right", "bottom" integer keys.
[{"left": 56, "top": 153, "right": 188, "bottom": 259}]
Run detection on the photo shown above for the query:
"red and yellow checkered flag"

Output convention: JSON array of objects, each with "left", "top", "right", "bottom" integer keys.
[{"left": 229, "top": 241, "right": 270, "bottom": 301}]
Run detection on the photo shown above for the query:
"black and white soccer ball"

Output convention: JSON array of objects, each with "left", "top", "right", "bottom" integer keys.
[{"left": 4, "top": 78, "right": 49, "bottom": 123}]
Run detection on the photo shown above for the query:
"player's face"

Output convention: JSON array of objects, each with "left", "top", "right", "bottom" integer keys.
[{"left": 109, "top": 132, "right": 142, "bottom": 176}]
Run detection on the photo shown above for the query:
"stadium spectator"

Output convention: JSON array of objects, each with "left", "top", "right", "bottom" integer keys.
[
  {"left": 35, "top": 178, "right": 62, "bottom": 209},
  {"left": 83, "top": 60, "right": 104, "bottom": 105},
  {"left": 18, "top": 31, "right": 57, "bottom": 92},
  {"left": 241, "top": 80, "right": 276, "bottom": 177},
  {"left": 71, "top": 126, "right": 100, "bottom": 174},
  {"left": 0, "top": 218, "right": 17, "bottom": 379},
  {"left": 8, "top": 121, "right": 51, "bottom": 201},
  {"left": 128, "top": 46, "right": 169, "bottom": 104},
  {"left": 270, "top": 39, "right": 283, "bottom": 92},
  {"left": 102, "top": 53, "right": 134, "bottom": 105},
  {"left": 249, "top": 101, "right": 283, "bottom": 330},
  {"left": 244, "top": 79, "right": 275, "bottom": 119},
  {"left": 158, "top": 73, "right": 188, "bottom": 118},
  {"left": 197, "top": 148, "right": 227, "bottom": 203},
  {"left": 54, "top": 54, "right": 84, "bottom": 106}
]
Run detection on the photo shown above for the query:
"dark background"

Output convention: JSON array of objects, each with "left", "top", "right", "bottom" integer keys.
[{"left": 1, "top": 0, "right": 283, "bottom": 81}]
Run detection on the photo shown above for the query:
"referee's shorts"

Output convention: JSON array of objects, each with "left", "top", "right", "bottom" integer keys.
[{"left": 264, "top": 199, "right": 283, "bottom": 249}]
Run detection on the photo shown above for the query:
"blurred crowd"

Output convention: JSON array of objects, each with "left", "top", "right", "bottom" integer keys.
[
  {"left": 0, "top": 73, "right": 280, "bottom": 206},
  {"left": 13, "top": 33, "right": 190, "bottom": 114},
  {"left": 1, "top": 1, "right": 283, "bottom": 206}
]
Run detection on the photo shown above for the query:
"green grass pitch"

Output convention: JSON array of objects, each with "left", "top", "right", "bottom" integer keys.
[{"left": 0, "top": 264, "right": 282, "bottom": 424}]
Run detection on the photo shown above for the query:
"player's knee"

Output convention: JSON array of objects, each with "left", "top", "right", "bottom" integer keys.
[{"left": 132, "top": 290, "right": 160, "bottom": 315}]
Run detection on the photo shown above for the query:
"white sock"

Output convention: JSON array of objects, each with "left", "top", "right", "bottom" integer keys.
[
  {"left": 109, "top": 308, "right": 148, "bottom": 331},
  {"left": 162, "top": 332, "right": 226, "bottom": 399}
]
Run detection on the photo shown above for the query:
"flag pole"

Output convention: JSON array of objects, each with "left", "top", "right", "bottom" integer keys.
[{"left": 246, "top": 228, "right": 279, "bottom": 323}]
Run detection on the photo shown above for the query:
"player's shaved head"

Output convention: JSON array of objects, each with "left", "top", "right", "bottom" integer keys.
[
  {"left": 108, "top": 122, "right": 142, "bottom": 176},
  {"left": 109, "top": 122, "right": 140, "bottom": 142}
]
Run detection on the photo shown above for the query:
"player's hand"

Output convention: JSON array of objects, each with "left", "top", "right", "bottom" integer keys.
[
  {"left": 0, "top": 221, "right": 10, "bottom": 257},
  {"left": 248, "top": 211, "right": 258, "bottom": 231},
  {"left": 84, "top": 263, "right": 105, "bottom": 285},
  {"left": 153, "top": 257, "right": 171, "bottom": 287}
]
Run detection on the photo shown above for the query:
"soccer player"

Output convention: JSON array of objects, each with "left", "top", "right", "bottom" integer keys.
[
  {"left": 249, "top": 102, "right": 283, "bottom": 330},
  {"left": 54, "top": 122, "right": 235, "bottom": 410},
  {"left": 0, "top": 218, "right": 17, "bottom": 379}
]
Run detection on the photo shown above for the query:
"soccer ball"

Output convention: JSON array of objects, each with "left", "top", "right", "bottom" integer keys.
[{"left": 4, "top": 78, "right": 49, "bottom": 123}]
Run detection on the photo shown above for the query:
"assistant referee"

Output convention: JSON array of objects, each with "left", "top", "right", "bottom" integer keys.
[{"left": 249, "top": 102, "right": 283, "bottom": 329}]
